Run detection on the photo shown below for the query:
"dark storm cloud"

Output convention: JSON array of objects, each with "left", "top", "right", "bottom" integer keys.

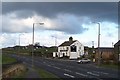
[
  {"left": 2, "top": 2, "right": 118, "bottom": 34},
  {"left": 2, "top": 2, "right": 118, "bottom": 22}
]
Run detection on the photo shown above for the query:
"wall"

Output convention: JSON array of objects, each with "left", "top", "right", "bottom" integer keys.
[
  {"left": 70, "top": 41, "right": 84, "bottom": 59},
  {"left": 95, "top": 49, "right": 114, "bottom": 61}
]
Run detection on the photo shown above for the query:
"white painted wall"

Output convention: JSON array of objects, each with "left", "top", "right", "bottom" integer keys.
[
  {"left": 53, "top": 52, "right": 56, "bottom": 57},
  {"left": 58, "top": 46, "right": 70, "bottom": 56},
  {"left": 70, "top": 40, "right": 84, "bottom": 59},
  {"left": 56, "top": 40, "right": 84, "bottom": 59}
]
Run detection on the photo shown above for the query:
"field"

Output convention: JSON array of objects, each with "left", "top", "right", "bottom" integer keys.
[{"left": 2, "top": 54, "right": 17, "bottom": 64}]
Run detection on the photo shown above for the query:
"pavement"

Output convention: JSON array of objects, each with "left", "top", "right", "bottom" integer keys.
[
  {"left": 23, "top": 62, "right": 40, "bottom": 78},
  {"left": 8, "top": 54, "right": 119, "bottom": 79},
  {"left": 24, "top": 67, "right": 40, "bottom": 78}
]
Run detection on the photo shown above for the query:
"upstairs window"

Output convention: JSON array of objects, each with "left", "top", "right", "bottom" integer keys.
[{"left": 71, "top": 45, "right": 76, "bottom": 52}]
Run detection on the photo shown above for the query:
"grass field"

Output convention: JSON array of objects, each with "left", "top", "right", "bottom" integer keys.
[
  {"left": 36, "top": 68, "right": 61, "bottom": 79},
  {"left": 2, "top": 54, "right": 17, "bottom": 64},
  {"left": 100, "top": 64, "right": 119, "bottom": 69}
]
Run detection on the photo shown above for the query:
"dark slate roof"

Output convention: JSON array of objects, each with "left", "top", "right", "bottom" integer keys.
[
  {"left": 95, "top": 47, "right": 114, "bottom": 51},
  {"left": 58, "top": 40, "right": 77, "bottom": 47},
  {"left": 95, "top": 47, "right": 114, "bottom": 49},
  {"left": 114, "top": 40, "right": 120, "bottom": 46}
]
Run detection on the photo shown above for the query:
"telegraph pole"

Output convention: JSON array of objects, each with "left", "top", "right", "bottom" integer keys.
[{"left": 97, "top": 23, "right": 101, "bottom": 66}]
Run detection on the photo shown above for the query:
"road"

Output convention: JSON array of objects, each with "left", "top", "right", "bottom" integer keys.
[{"left": 7, "top": 54, "right": 119, "bottom": 80}]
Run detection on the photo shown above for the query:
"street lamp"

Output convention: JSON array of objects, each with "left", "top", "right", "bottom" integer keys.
[
  {"left": 32, "top": 22, "right": 44, "bottom": 68},
  {"left": 93, "top": 22, "right": 101, "bottom": 66},
  {"left": 51, "top": 36, "right": 57, "bottom": 47},
  {"left": 18, "top": 33, "right": 24, "bottom": 55},
  {"left": 19, "top": 33, "right": 24, "bottom": 46}
]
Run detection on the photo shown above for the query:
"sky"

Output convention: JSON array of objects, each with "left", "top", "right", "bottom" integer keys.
[{"left": 1, "top": 2, "right": 119, "bottom": 48}]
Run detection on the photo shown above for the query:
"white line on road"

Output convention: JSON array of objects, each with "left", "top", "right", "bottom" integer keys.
[
  {"left": 87, "top": 72, "right": 99, "bottom": 76},
  {"left": 92, "top": 71, "right": 109, "bottom": 75},
  {"left": 47, "top": 64, "right": 52, "bottom": 67},
  {"left": 43, "top": 62, "right": 46, "bottom": 64},
  {"left": 50, "top": 63, "right": 55, "bottom": 65},
  {"left": 64, "top": 69, "right": 72, "bottom": 72},
  {"left": 53, "top": 66, "right": 61, "bottom": 69},
  {"left": 75, "top": 72, "right": 88, "bottom": 77},
  {"left": 66, "top": 66, "right": 74, "bottom": 68},
  {"left": 64, "top": 73, "right": 75, "bottom": 78}
]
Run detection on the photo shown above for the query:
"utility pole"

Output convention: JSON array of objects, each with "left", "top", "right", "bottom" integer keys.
[
  {"left": 52, "top": 36, "right": 57, "bottom": 46},
  {"left": 18, "top": 33, "right": 24, "bottom": 55},
  {"left": 32, "top": 22, "right": 44, "bottom": 68},
  {"left": 92, "top": 22, "right": 101, "bottom": 66},
  {"left": 97, "top": 23, "right": 101, "bottom": 66}
]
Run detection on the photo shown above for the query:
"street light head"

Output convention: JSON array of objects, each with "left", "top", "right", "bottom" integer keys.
[
  {"left": 92, "top": 22, "right": 100, "bottom": 24},
  {"left": 39, "top": 23, "right": 44, "bottom": 25}
]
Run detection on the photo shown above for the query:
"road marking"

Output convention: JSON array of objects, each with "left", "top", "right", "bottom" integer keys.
[
  {"left": 64, "top": 69, "right": 72, "bottom": 72},
  {"left": 51, "top": 63, "right": 55, "bottom": 65},
  {"left": 75, "top": 72, "right": 88, "bottom": 77},
  {"left": 53, "top": 66, "right": 61, "bottom": 69},
  {"left": 64, "top": 73, "right": 75, "bottom": 78},
  {"left": 35, "top": 61, "right": 39, "bottom": 63},
  {"left": 43, "top": 62, "right": 46, "bottom": 64},
  {"left": 93, "top": 71, "right": 109, "bottom": 75},
  {"left": 66, "top": 66, "right": 74, "bottom": 68},
  {"left": 87, "top": 72, "right": 99, "bottom": 76},
  {"left": 47, "top": 64, "right": 52, "bottom": 67}
]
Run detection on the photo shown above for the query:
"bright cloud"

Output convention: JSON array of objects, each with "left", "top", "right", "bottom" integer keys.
[{"left": 1, "top": 2, "right": 118, "bottom": 48}]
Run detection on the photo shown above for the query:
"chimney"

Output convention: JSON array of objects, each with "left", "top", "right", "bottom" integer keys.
[{"left": 69, "top": 37, "right": 73, "bottom": 42}]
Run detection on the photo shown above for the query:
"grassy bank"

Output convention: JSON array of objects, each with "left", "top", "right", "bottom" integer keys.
[
  {"left": 12, "top": 68, "right": 28, "bottom": 79},
  {"left": 36, "top": 68, "right": 61, "bottom": 80},
  {"left": 2, "top": 54, "right": 17, "bottom": 64},
  {"left": 100, "top": 64, "right": 119, "bottom": 69}
]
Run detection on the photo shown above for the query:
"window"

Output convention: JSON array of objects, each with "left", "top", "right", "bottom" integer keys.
[
  {"left": 71, "top": 45, "right": 76, "bottom": 52},
  {"left": 67, "top": 47, "right": 69, "bottom": 50},
  {"left": 79, "top": 47, "right": 81, "bottom": 49}
]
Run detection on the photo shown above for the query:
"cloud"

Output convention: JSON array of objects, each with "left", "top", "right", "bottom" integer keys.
[
  {"left": 1, "top": 2, "right": 118, "bottom": 48},
  {"left": 2, "top": 2, "right": 118, "bottom": 34},
  {"left": 2, "top": 2, "right": 118, "bottom": 23},
  {"left": 2, "top": 12, "right": 88, "bottom": 34}
]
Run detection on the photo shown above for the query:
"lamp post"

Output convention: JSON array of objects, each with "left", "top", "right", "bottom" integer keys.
[
  {"left": 18, "top": 33, "right": 24, "bottom": 55},
  {"left": 93, "top": 22, "right": 101, "bottom": 66},
  {"left": 19, "top": 34, "right": 24, "bottom": 46},
  {"left": 52, "top": 36, "right": 57, "bottom": 47},
  {"left": 32, "top": 22, "right": 44, "bottom": 68}
]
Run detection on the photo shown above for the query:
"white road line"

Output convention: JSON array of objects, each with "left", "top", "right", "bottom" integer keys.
[
  {"left": 92, "top": 71, "right": 109, "bottom": 75},
  {"left": 53, "top": 66, "right": 61, "bottom": 69},
  {"left": 100, "top": 72, "right": 109, "bottom": 75},
  {"left": 66, "top": 66, "right": 74, "bottom": 68},
  {"left": 47, "top": 64, "right": 52, "bottom": 67},
  {"left": 64, "top": 73, "right": 75, "bottom": 78},
  {"left": 64, "top": 69, "right": 72, "bottom": 72},
  {"left": 43, "top": 62, "right": 46, "bottom": 64},
  {"left": 75, "top": 72, "right": 88, "bottom": 77},
  {"left": 87, "top": 72, "right": 99, "bottom": 76},
  {"left": 35, "top": 61, "right": 39, "bottom": 63},
  {"left": 51, "top": 63, "right": 54, "bottom": 65}
]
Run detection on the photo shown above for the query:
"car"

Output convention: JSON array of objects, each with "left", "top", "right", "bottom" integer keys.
[{"left": 77, "top": 58, "right": 91, "bottom": 63}]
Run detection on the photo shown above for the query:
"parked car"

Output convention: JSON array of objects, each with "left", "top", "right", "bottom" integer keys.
[{"left": 77, "top": 58, "right": 91, "bottom": 63}]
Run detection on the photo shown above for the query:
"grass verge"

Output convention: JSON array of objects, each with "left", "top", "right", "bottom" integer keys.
[
  {"left": 2, "top": 54, "right": 17, "bottom": 64},
  {"left": 36, "top": 67, "right": 61, "bottom": 80},
  {"left": 11, "top": 68, "right": 29, "bottom": 79},
  {"left": 100, "top": 64, "right": 119, "bottom": 69}
]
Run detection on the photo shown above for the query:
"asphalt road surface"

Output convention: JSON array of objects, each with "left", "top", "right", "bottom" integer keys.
[{"left": 7, "top": 54, "right": 119, "bottom": 80}]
